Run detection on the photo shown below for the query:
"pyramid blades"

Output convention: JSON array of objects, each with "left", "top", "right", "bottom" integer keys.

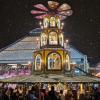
[{"left": 34, "top": 4, "right": 48, "bottom": 11}]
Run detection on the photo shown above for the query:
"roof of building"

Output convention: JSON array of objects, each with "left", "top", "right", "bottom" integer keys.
[{"left": 0, "top": 28, "right": 86, "bottom": 64}]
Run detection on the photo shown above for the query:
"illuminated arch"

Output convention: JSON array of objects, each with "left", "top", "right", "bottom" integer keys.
[
  {"left": 47, "top": 53, "right": 61, "bottom": 70},
  {"left": 41, "top": 33, "right": 47, "bottom": 46},
  {"left": 49, "top": 31, "right": 58, "bottom": 45},
  {"left": 65, "top": 54, "right": 70, "bottom": 70},
  {"left": 43, "top": 17, "right": 49, "bottom": 28},
  {"left": 35, "top": 54, "right": 42, "bottom": 70},
  {"left": 50, "top": 17, "right": 56, "bottom": 27}
]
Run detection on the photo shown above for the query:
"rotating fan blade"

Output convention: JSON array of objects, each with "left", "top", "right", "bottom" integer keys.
[
  {"left": 58, "top": 10, "right": 73, "bottom": 16},
  {"left": 48, "top": 1, "right": 59, "bottom": 9},
  {"left": 34, "top": 4, "right": 48, "bottom": 11},
  {"left": 35, "top": 14, "right": 48, "bottom": 19},
  {"left": 31, "top": 10, "right": 46, "bottom": 14},
  {"left": 57, "top": 3, "right": 71, "bottom": 11}
]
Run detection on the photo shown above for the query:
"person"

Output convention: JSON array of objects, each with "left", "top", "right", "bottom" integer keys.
[
  {"left": 30, "top": 91, "right": 37, "bottom": 100},
  {"left": 72, "top": 89, "right": 77, "bottom": 100},
  {"left": 48, "top": 86, "right": 58, "bottom": 100},
  {"left": 65, "top": 90, "right": 73, "bottom": 100},
  {"left": 93, "top": 87, "right": 100, "bottom": 100},
  {"left": 41, "top": 89, "right": 49, "bottom": 100},
  {"left": 1, "top": 88, "right": 9, "bottom": 100},
  {"left": 58, "top": 90, "right": 65, "bottom": 100}
]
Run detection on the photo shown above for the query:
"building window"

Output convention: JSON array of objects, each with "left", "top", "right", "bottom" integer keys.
[
  {"left": 49, "top": 32, "right": 58, "bottom": 45},
  {"left": 50, "top": 17, "right": 56, "bottom": 27},
  {"left": 59, "top": 33, "right": 64, "bottom": 46},
  {"left": 35, "top": 54, "right": 41, "bottom": 70},
  {"left": 48, "top": 53, "right": 61, "bottom": 70},
  {"left": 41, "top": 33, "right": 47, "bottom": 46},
  {"left": 43, "top": 17, "right": 49, "bottom": 28}
]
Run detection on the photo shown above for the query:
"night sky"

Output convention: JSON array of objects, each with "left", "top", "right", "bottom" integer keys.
[{"left": 0, "top": 0, "right": 100, "bottom": 65}]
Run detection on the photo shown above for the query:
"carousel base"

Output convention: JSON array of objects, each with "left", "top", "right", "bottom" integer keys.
[{"left": 0, "top": 74, "right": 100, "bottom": 83}]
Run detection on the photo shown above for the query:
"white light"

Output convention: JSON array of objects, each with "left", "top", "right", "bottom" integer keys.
[
  {"left": 12, "top": 65, "right": 17, "bottom": 68},
  {"left": 28, "top": 61, "right": 31, "bottom": 65},
  {"left": 66, "top": 39, "right": 69, "bottom": 43},
  {"left": 21, "top": 64, "right": 28, "bottom": 65},
  {"left": 39, "top": 21, "right": 42, "bottom": 25},
  {"left": 36, "top": 38, "right": 39, "bottom": 41},
  {"left": 7, "top": 64, "right": 17, "bottom": 66},
  {"left": 61, "top": 22, "right": 64, "bottom": 26},
  {"left": 66, "top": 59, "right": 68, "bottom": 62},
  {"left": 75, "top": 70, "right": 79, "bottom": 73},
  {"left": 71, "top": 61, "right": 76, "bottom": 65}
]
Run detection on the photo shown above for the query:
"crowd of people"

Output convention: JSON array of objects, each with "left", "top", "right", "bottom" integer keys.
[{"left": 0, "top": 83, "right": 100, "bottom": 100}]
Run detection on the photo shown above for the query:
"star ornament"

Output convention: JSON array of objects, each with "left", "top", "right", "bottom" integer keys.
[{"left": 31, "top": 1, "right": 73, "bottom": 20}]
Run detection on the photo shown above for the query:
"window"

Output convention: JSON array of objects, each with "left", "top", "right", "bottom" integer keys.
[
  {"left": 35, "top": 54, "right": 41, "bottom": 70},
  {"left": 56, "top": 18, "right": 60, "bottom": 28},
  {"left": 49, "top": 32, "right": 58, "bottom": 45},
  {"left": 41, "top": 33, "right": 47, "bottom": 46},
  {"left": 65, "top": 54, "right": 70, "bottom": 70},
  {"left": 48, "top": 53, "right": 61, "bottom": 70},
  {"left": 43, "top": 17, "right": 49, "bottom": 28},
  {"left": 50, "top": 17, "right": 56, "bottom": 27},
  {"left": 59, "top": 33, "right": 64, "bottom": 46}
]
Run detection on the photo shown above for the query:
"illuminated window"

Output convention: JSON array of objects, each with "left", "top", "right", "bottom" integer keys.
[
  {"left": 59, "top": 33, "right": 64, "bottom": 46},
  {"left": 56, "top": 18, "right": 61, "bottom": 28},
  {"left": 35, "top": 54, "right": 41, "bottom": 70},
  {"left": 49, "top": 32, "right": 58, "bottom": 45},
  {"left": 65, "top": 54, "right": 70, "bottom": 70},
  {"left": 48, "top": 53, "right": 61, "bottom": 70},
  {"left": 50, "top": 17, "right": 56, "bottom": 27},
  {"left": 41, "top": 33, "right": 47, "bottom": 46},
  {"left": 43, "top": 17, "right": 49, "bottom": 28}
]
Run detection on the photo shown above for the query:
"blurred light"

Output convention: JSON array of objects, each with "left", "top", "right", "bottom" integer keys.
[
  {"left": 75, "top": 70, "right": 79, "bottom": 73},
  {"left": 66, "top": 39, "right": 69, "bottom": 43},
  {"left": 71, "top": 61, "right": 76, "bottom": 65},
  {"left": 28, "top": 61, "right": 31, "bottom": 65},
  {"left": 8, "top": 64, "right": 17, "bottom": 66},
  {"left": 12, "top": 65, "right": 17, "bottom": 68},
  {"left": 21, "top": 64, "right": 29, "bottom": 65},
  {"left": 39, "top": 21, "right": 42, "bottom": 25},
  {"left": 66, "top": 59, "right": 68, "bottom": 62},
  {"left": 36, "top": 38, "right": 39, "bottom": 41},
  {"left": 61, "top": 22, "right": 64, "bottom": 26}
]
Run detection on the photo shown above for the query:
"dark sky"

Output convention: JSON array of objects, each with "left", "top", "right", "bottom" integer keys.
[{"left": 0, "top": 0, "right": 100, "bottom": 65}]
